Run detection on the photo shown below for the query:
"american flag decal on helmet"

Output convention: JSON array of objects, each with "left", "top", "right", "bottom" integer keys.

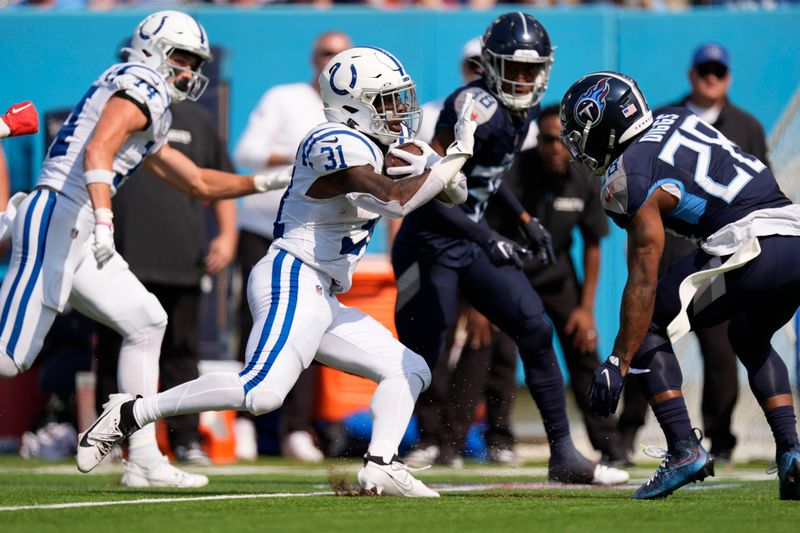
[{"left": 621, "top": 103, "right": 637, "bottom": 118}]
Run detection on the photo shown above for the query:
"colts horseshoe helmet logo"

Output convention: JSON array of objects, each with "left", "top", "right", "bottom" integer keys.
[
  {"left": 328, "top": 62, "right": 358, "bottom": 96},
  {"left": 574, "top": 77, "right": 611, "bottom": 128}
]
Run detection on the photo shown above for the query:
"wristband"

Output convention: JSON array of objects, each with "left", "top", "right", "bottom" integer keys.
[
  {"left": 94, "top": 208, "right": 114, "bottom": 226},
  {"left": 0, "top": 118, "right": 10, "bottom": 139},
  {"left": 85, "top": 169, "right": 116, "bottom": 187},
  {"left": 253, "top": 174, "right": 269, "bottom": 193}
]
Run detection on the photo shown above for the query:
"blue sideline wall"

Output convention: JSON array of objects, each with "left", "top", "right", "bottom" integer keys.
[{"left": 1, "top": 6, "right": 798, "bottom": 357}]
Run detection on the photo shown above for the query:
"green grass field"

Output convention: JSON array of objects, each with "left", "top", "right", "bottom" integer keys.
[{"left": 0, "top": 456, "right": 796, "bottom": 533}]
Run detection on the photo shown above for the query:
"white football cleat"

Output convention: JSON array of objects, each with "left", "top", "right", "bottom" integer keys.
[
  {"left": 121, "top": 456, "right": 209, "bottom": 488},
  {"left": 592, "top": 463, "right": 630, "bottom": 485},
  {"left": 77, "top": 393, "right": 137, "bottom": 473},
  {"left": 358, "top": 454, "right": 439, "bottom": 497}
]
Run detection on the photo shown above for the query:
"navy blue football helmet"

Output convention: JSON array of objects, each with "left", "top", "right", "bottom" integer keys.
[
  {"left": 481, "top": 12, "right": 554, "bottom": 112},
  {"left": 560, "top": 71, "right": 653, "bottom": 175}
]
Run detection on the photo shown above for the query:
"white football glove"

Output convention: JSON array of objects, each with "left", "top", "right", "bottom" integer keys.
[
  {"left": 92, "top": 208, "right": 115, "bottom": 268},
  {"left": 386, "top": 139, "right": 441, "bottom": 178},
  {"left": 254, "top": 166, "right": 292, "bottom": 192},
  {"left": 447, "top": 92, "right": 477, "bottom": 158}
]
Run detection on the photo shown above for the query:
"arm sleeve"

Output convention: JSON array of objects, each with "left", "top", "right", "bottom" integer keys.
[{"left": 494, "top": 180, "right": 527, "bottom": 220}]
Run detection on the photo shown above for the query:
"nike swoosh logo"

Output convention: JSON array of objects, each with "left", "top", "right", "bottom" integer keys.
[
  {"left": 10, "top": 103, "right": 32, "bottom": 114},
  {"left": 322, "top": 137, "right": 339, "bottom": 143},
  {"left": 78, "top": 404, "right": 118, "bottom": 448},
  {"left": 601, "top": 368, "right": 610, "bottom": 389},
  {"left": 391, "top": 474, "right": 414, "bottom": 492}
]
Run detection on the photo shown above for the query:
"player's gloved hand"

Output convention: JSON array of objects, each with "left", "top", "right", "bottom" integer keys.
[
  {"left": 386, "top": 139, "right": 440, "bottom": 178},
  {"left": 480, "top": 231, "right": 533, "bottom": 269},
  {"left": 92, "top": 208, "right": 115, "bottom": 269},
  {"left": 254, "top": 167, "right": 292, "bottom": 192},
  {"left": 0, "top": 101, "right": 39, "bottom": 138},
  {"left": 447, "top": 92, "right": 477, "bottom": 158},
  {"left": 520, "top": 217, "right": 556, "bottom": 265},
  {"left": 437, "top": 171, "right": 468, "bottom": 206},
  {"left": 587, "top": 355, "right": 625, "bottom": 417}
]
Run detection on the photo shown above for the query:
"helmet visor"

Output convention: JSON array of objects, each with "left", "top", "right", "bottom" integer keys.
[{"left": 369, "top": 83, "right": 422, "bottom": 141}]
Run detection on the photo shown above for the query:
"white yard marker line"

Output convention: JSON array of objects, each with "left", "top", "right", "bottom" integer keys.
[{"left": 0, "top": 491, "right": 334, "bottom": 512}]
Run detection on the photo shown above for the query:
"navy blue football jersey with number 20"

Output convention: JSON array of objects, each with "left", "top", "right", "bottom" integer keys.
[{"left": 601, "top": 107, "right": 789, "bottom": 240}]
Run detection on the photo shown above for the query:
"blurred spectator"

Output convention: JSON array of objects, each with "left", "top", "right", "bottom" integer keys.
[
  {"left": 233, "top": 30, "right": 352, "bottom": 462},
  {"left": 95, "top": 99, "right": 238, "bottom": 465},
  {"left": 617, "top": 42, "right": 770, "bottom": 465}
]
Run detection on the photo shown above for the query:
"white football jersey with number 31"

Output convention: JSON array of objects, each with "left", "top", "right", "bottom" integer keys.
[{"left": 272, "top": 122, "right": 385, "bottom": 293}]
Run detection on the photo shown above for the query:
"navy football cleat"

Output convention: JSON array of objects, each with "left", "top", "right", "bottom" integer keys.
[
  {"left": 633, "top": 430, "right": 714, "bottom": 500},
  {"left": 778, "top": 444, "right": 800, "bottom": 500}
]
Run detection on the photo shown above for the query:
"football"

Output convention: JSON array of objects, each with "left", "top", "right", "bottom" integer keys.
[{"left": 384, "top": 142, "right": 424, "bottom": 179}]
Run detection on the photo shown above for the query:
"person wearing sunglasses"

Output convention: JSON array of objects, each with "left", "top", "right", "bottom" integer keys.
[
  {"left": 615, "top": 42, "right": 771, "bottom": 467},
  {"left": 232, "top": 31, "right": 352, "bottom": 464}
]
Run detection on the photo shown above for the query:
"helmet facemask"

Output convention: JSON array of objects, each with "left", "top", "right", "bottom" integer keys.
[
  {"left": 561, "top": 124, "right": 615, "bottom": 177},
  {"left": 363, "top": 82, "right": 422, "bottom": 145},
  {"left": 483, "top": 48, "right": 552, "bottom": 111}
]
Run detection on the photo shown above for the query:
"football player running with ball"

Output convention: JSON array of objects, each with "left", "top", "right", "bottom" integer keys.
[
  {"left": 78, "top": 46, "right": 474, "bottom": 497},
  {"left": 392, "top": 12, "right": 628, "bottom": 485},
  {"left": 561, "top": 71, "right": 800, "bottom": 500},
  {"left": 0, "top": 11, "right": 290, "bottom": 488}
]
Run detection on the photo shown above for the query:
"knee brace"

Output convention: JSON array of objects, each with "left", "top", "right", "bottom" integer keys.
[
  {"left": 0, "top": 354, "right": 20, "bottom": 378},
  {"left": 632, "top": 332, "right": 683, "bottom": 399},
  {"left": 245, "top": 388, "right": 285, "bottom": 416}
]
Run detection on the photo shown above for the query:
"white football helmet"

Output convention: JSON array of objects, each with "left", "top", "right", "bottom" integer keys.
[
  {"left": 124, "top": 10, "right": 212, "bottom": 102},
  {"left": 319, "top": 47, "right": 421, "bottom": 146}
]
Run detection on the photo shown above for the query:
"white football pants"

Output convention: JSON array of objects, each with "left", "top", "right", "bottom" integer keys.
[
  {"left": 0, "top": 189, "right": 167, "bottom": 453},
  {"left": 134, "top": 246, "right": 431, "bottom": 461}
]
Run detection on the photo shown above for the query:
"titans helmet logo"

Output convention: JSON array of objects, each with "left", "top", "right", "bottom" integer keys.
[{"left": 574, "top": 77, "right": 611, "bottom": 128}]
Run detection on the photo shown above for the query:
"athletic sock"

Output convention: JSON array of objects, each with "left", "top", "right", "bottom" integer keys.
[
  {"left": 764, "top": 405, "right": 800, "bottom": 460},
  {"left": 367, "top": 373, "right": 424, "bottom": 464},
  {"left": 652, "top": 396, "right": 693, "bottom": 451}
]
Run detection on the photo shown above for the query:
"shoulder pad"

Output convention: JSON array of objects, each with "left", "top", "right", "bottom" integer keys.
[
  {"left": 600, "top": 156, "right": 629, "bottom": 215},
  {"left": 108, "top": 63, "right": 170, "bottom": 108},
  {"left": 301, "top": 125, "right": 380, "bottom": 173},
  {"left": 454, "top": 88, "right": 497, "bottom": 127}
]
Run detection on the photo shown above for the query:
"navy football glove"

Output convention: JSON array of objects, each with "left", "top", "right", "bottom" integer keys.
[
  {"left": 520, "top": 218, "right": 556, "bottom": 265},
  {"left": 480, "top": 232, "right": 533, "bottom": 269},
  {"left": 587, "top": 355, "right": 625, "bottom": 417}
]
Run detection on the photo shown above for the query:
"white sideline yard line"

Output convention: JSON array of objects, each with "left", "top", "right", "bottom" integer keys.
[
  {"left": 0, "top": 482, "right": 743, "bottom": 512},
  {"left": 0, "top": 491, "right": 334, "bottom": 512}
]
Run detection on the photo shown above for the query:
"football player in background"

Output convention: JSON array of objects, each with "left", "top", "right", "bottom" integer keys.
[
  {"left": 78, "top": 46, "right": 474, "bottom": 497},
  {"left": 0, "top": 10, "right": 288, "bottom": 487},
  {"left": 561, "top": 71, "right": 800, "bottom": 500},
  {"left": 392, "top": 12, "right": 627, "bottom": 485}
]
